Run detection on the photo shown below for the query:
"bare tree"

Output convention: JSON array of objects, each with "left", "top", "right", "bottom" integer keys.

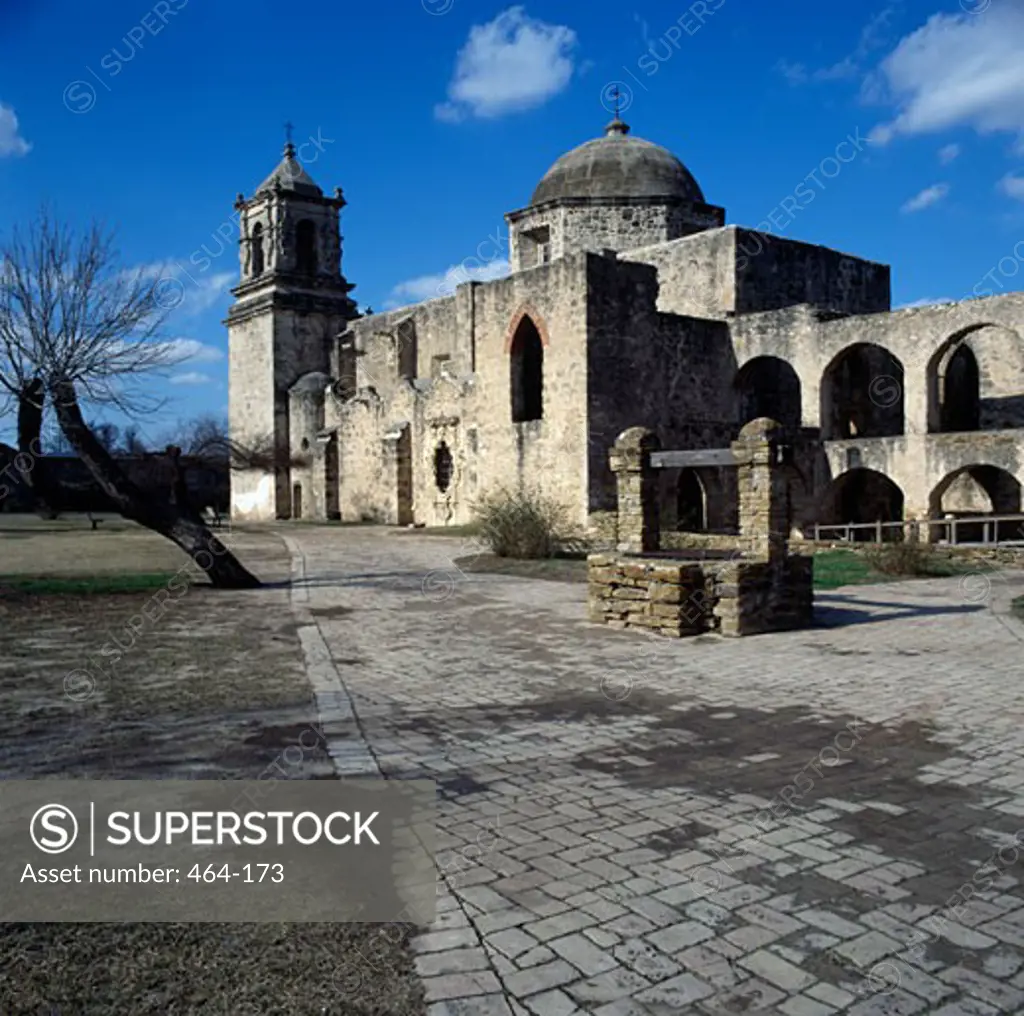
[
  {"left": 120, "top": 424, "right": 148, "bottom": 456},
  {"left": 0, "top": 210, "right": 260, "bottom": 588}
]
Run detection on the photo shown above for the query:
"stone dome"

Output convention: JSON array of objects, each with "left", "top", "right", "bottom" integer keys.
[{"left": 530, "top": 118, "right": 704, "bottom": 206}]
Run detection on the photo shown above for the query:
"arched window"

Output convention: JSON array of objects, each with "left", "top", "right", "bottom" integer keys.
[
  {"left": 295, "top": 219, "right": 317, "bottom": 275},
  {"left": 734, "top": 356, "right": 802, "bottom": 430},
  {"left": 250, "top": 223, "right": 265, "bottom": 276},
  {"left": 820, "top": 343, "right": 905, "bottom": 440},
  {"left": 932, "top": 341, "right": 981, "bottom": 433},
  {"left": 434, "top": 442, "right": 454, "bottom": 492},
  {"left": 510, "top": 316, "right": 543, "bottom": 422}
]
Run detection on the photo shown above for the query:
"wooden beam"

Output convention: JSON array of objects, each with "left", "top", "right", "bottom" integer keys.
[{"left": 650, "top": 449, "right": 737, "bottom": 469}]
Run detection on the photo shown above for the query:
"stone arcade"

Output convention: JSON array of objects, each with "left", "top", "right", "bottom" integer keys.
[{"left": 227, "top": 119, "right": 1024, "bottom": 539}]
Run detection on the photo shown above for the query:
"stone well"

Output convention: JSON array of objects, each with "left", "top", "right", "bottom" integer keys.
[{"left": 588, "top": 419, "right": 814, "bottom": 637}]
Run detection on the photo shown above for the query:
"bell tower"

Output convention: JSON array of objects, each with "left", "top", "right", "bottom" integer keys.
[{"left": 227, "top": 137, "right": 359, "bottom": 520}]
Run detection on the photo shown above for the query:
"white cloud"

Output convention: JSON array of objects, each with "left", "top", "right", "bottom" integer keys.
[
  {"left": 901, "top": 183, "right": 949, "bottom": 213},
  {"left": 938, "top": 142, "right": 961, "bottom": 164},
  {"left": 387, "top": 259, "right": 511, "bottom": 308},
  {"left": 899, "top": 296, "right": 954, "bottom": 308},
  {"left": 778, "top": 8, "right": 895, "bottom": 86},
  {"left": 134, "top": 262, "right": 235, "bottom": 319},
  {"left": 435, "top": 7, "right": 577, "bottom": 121},
  {"left": 155, "top": 337, "right": 225, "bottom": 364},
  {"left": 999, "top": 173, "right": 1024, "bottom": 202},
  {"left": 0, "top": 103, "right": 30, "bottom": 158},
  {"left": 867, "top": 6, "right": 1024, "bottom": 148},
  {"left": 169, "top": 371, "right": 212, "bottom": 386}
]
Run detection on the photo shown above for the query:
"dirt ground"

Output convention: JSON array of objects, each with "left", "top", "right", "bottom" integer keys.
[{"left": 0, "top": 518, "right": 425, "bottom": 1016}]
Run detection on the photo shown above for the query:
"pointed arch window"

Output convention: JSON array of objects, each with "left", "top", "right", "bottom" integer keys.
[{"left": 509, "top": 316, "right": 544, "bottom": 422}]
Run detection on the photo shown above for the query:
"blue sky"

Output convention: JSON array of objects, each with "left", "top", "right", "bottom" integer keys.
[{"left": 1, "top": 0, "right": 1023, "bottom": 443}]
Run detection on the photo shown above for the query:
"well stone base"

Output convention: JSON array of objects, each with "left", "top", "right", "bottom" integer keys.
[{"left": 588, "top": 553, "right": 813, "bottom": 638}]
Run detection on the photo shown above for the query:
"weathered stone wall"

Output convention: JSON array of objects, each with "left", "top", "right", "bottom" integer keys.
[
  {"left": 585, "top": 252, "right": 737, "bottom": 524},
  {"left": 731, "top": 293, "right": 1024, "bottom": 525},
  {"left": 626, "top": 227, "right": 890, "bottom": 321},
  {"left": 322, "top": 254, "right": 593, "bottom": 527},
  {"left": 507, "top": 199, "right": 725, "bottom": 272},
  {"left": 733, "top": 228, "right": 890, "bottom": 316}
]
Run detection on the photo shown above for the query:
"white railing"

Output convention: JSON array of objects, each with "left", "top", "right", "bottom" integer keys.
[{"left": 811, "top": 514, "right": 1024, "bottom": 547}]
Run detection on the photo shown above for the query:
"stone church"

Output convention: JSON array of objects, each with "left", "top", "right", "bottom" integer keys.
[{"left": 227, "top": 117, "right": 1024, "bottom": 542}]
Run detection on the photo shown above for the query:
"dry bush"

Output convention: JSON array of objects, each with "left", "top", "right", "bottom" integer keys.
[{"left": 473, "top": 487, "right": 569, "bottom": 559}]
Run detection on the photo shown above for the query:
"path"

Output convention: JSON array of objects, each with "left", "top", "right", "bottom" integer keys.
[{"left": 288, "top": 525, "right": 1024, "bottom": 1016}]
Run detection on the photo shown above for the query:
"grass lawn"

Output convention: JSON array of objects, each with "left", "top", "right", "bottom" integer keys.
[
  {"left": 0, "top": 522, "right": 425, "bottom": 1016},
  {"left": 454, "top": 548, "right": 974, "bottom": 592},
  {"left": 0, "top": 572, "right": 181, "bottom": 595}
]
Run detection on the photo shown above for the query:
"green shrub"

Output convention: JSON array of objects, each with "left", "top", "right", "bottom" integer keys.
[{"left": 473, "top": 487, "right": 569, "bottom": 559}]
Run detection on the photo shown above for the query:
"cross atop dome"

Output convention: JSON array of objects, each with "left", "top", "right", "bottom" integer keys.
[{"left": 604, "top": 86, "right": 631, "bottom": 136}]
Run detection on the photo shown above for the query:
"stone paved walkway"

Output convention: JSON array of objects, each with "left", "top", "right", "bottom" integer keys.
[{"left": 287, "top": 526, "right": 1024, "bottom": 1016}]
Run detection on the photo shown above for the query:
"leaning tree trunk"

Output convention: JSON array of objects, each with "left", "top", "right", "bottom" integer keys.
[
  {"left": 50, "top": 380, "right": 261, "bottom": 589},
  {"left": 16, "top": 379, "right": 63, "bottom": 516}
]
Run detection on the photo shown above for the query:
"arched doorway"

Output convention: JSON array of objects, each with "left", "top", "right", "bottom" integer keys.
[
  {"left": 291, "top": 482, "right": 303, "bottom": 520},
  {"left": 929, "top": 465, "right": 1022, "bottom": 543},
  {"left": 819, "top": 468, "right": 905, "bottom": 541},
  {"left": 820, "top": 343, "right": 905, "bottom": 440},
  {"left": 676, "top": 469, "right": 707, "bottom": 532},
  {"left": 735, "top": 356, "right": 802, "bottom": 430},
  {"left": 509, "top": 316, "right": 544, "bottom": 422}
]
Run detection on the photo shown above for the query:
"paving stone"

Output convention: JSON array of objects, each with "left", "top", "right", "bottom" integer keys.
[
  {"left": 834, "top": 931, "right": 903, "bottom": 968},
  {"left": 525, "top": 911, "right": 597, "bottom": 943},
  {"left": 504, "top": 960, "right": 580, "bottom": 998},
  {"left": 937, "top": 965, "right": 1024, "bottom": 1010},
  {"left": 928, "top": 1001, "right": 1001, "bottom": 1016},
  {"left": 724, "top": 923, "right": 781, "bottom": 951},
  {"left": 564, "top": 966, "right": 653, "bottom": 1006},
  {"left": 477, "top": 907, "right": 536, "bottom": 935},
  {"left": 645, "top": 920, "right": 715, "bottom": 952},
  {"left": 738, "top": 948, "right": 816, "bottom": 992},
  {"left": 806, "top": 981, "right": 857, "bottom": 1009},
  {"left": 428, "top": 995, "right": 514, "bottom": 1016},
  {"left": 612, "top": 938, "right": 681, "bottom": 981},
  {"left": 779, "top": 996, "right": 835, "bottom": 1016},
  {"left": 583, "top": 926, "right": 620, "bottom": 949},
  {"left": 516, "top": 946, "right": 557, "bottom": 968},
  {"left": 701, "top": 978, "right": 786, "bottom": 1012},
  {"left": 416, "top": 948, "right": 492, "bottom": 977},
  {"left": 548, "top": 933, "right": 619, "bottom": 976},
  {"left": 414, "top": 928, "right": 481, "bottom": 954},
  {"left": 845, "top": 987, "right": 928, "bottom": 1014},
  {"left": 489, "top": 927, "right": 541, "bottom": 960},
  {"left": 737, "top": 902, "right": 806, "bottom": 936},
  {"left": 523, "top": 989, "right": 579, "bottom": 1016},
  {"left": 423, "top": 971, "right": 503, "bottom": 1002},
  {"left": 799, "top": 908, "right": 868, "bottom": 939},
  {"left": 634, "top": 972, "right": 714, "bottom": 1009}
]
